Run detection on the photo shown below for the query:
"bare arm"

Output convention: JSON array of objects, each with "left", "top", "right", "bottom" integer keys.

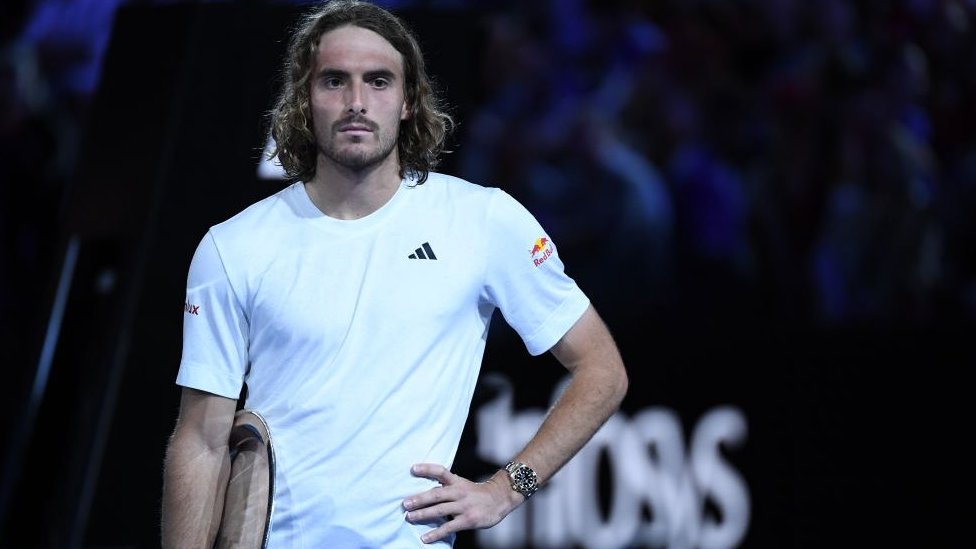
[
  {"left": 405, "top": 305, "right": 628, "bottom": 542},
  {"left": 161, "top": 387, "right": 238, "bottom": 548},
  {"left": 504, "top": 304, "right": 628, "bottom": 483}
]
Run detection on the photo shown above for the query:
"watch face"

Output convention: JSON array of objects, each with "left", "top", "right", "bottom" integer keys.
[{"left": 508, "top": 462, "right": 538, "bottom": 494}]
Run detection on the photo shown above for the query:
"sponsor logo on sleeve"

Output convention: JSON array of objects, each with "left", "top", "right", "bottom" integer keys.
[
  {"left": 183, "top": 301, "right": 200, "bottom": 315},
  {"left": 529, "top": 237, "right": 554, "bottom": 267}
]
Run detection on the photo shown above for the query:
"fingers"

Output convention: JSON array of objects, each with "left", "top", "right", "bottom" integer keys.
[
  {"left": 402, "top": 484, "right": 451, "bottom": 513},
  {"left": 412, "top": 504, "right": 495, "bottom": 544},
  {"left": 403, "top": 466, "right": 512, "bottom": 544},
  {"left": 404, "top": 501, "right": 457, "bottom": 524},
  {"left": 404, "top": 463, "right": 461, "bottom": 513},
  {"left": 404, "top": 465, "right": 465, "bottom": 543},
  {"left": 410, "top": 463, "right": 456, "bottom": 484},
  {"left": 403, "top": 479, "right": 462, "bottom": 545},
  {"left": 418, "top": 520, "right": 460, "bottom": 544},
  {"left": 406, "top": 504, "right": 471, "bottom": 545}
]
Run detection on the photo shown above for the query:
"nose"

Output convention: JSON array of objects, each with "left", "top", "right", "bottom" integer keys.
[{"left": 346, "top": 82, "right": 367, "bottom": 115}]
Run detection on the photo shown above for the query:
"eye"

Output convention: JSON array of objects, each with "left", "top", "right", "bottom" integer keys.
[
  {"left": 370, "top": 77, "right": 390, "bottom": 89},
  {"left": 321, "top": 76, "right": 344, "bottom": 89}
]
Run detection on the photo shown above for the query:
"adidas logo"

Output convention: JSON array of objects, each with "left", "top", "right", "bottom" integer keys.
[{"left": 408, "top": 242, "right": 437, "bottom": 260}]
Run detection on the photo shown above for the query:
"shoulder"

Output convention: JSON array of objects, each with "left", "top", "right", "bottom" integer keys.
[
  {"left": 408, "top": 173, "right": 543, "bottom": 227},
  {"left": 211, "top": 183, "right": 300, "bottom": 236},
  {"left": 206, "top": 182, "right": 304, "bottom": 258},
  {"left": 407, "top": 171, "right": 504, "bottom": 210},
  {"left": 415, "top": 172, "right": 497, "bottom": 193}
]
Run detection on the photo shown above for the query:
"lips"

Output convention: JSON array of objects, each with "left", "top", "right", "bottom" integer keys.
[{"left": 336, "top": 117, "right": 376, "bottom": 133}]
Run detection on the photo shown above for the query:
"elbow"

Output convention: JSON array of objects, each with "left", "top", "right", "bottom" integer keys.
[
  {"left": 612, "top": 362, "right": 628, "bottom": 410},
  {"left": 591, "top": 357, "right": 627, "bottom": 412}
]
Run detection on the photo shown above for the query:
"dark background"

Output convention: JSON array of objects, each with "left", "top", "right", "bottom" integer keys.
[{"left": 1, "top": 1, "right": 972, "bottom": 547}]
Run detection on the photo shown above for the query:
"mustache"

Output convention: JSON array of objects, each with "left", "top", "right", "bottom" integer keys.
[{"left": 333, "top": 115, "right": 378, "bottom": 132}]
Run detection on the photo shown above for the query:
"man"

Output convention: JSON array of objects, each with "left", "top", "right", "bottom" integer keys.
[{"left": 161, "top": 1, "right": 627, "bottom": 547}]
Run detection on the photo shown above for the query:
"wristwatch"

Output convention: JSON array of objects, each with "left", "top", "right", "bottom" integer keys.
[{"left": 504, "top": 461, "right": 539, "bottom": 498}]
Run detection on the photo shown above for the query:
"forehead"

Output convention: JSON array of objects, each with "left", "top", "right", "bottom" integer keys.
[{"left": 314, "top": 24, "right": 404, "bottom": 74}]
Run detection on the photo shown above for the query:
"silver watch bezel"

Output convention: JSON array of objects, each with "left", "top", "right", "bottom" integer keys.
[{"left": 504, "top": 461, "right": 539, "bottom": 497}]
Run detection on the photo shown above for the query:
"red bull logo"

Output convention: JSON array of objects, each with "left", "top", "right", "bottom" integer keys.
[{"left": 529, "top": 237, "right": 553, "bottom": 267}]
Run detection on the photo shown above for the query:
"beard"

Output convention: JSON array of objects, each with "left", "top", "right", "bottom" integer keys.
[{"left": 318, "top": 116, "right": 399, "bottom": 172}]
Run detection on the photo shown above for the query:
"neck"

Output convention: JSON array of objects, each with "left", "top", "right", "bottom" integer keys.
[{"left": 305, "top": 154, "right": 403, "bottom": 220}]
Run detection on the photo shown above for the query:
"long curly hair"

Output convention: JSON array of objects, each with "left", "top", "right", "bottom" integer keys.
[{"left": 268, "top": 0, "right": 453, "bottom": 184}]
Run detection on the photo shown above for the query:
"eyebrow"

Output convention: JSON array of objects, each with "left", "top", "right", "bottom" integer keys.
[{"left": 316, "top": 68, "right": 397, "bottom": 81}]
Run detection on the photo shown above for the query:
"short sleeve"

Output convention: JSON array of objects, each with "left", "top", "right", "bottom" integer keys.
[
  {"left": 483, "top": 190, "right": 589, "bottom": 355},
  {"left": 176, "top": 231, "right": 249, "bottom": 399}
]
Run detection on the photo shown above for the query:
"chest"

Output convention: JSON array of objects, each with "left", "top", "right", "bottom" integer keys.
[{"left": 244, "top": 227, "right": 485, "bottom": 346}]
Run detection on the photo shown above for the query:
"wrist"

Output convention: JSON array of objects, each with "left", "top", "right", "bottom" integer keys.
[{"left": 488, "top": 469, "right": 525, "bottom": 508}]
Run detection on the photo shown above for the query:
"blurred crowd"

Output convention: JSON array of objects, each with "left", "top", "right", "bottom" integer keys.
[
  {"left": 455, "top": 0, "right": 976, "bottom": 330},
  {"left": 2, "top": 0, "right": 975, "bottom": 348}
]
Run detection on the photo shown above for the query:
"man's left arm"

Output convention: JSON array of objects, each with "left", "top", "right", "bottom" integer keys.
[{"left": 404, "top": 304, "right": 628, "bottom": 543}]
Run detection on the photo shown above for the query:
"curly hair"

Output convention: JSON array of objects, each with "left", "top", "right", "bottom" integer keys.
[{"left": 268, "top": 0, "right": 453, "bottom": 184}]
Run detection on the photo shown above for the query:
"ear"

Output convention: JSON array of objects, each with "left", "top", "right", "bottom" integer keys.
[{"left": 401, "top": 100, "right": 411, "bottom": 121}]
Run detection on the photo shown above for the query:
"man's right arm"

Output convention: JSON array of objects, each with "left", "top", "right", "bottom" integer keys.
[{"left": 161, "top": 387, "right": 237, "bottom": 548}]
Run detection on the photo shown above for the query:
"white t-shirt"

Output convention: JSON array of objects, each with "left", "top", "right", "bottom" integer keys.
[{"left": 177, "top": 173, "right": 589, "bottom": 548}]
